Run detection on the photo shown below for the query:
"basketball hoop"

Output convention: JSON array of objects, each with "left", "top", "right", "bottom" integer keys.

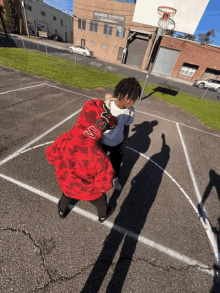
[{"left": 158, "top": 6, "right": 177, "bottom": 33}]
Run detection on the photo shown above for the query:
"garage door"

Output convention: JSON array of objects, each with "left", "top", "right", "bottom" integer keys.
[
  {"left": 152, "top": 47, "right": 180, "bottom": 76},
  {"left": 126, "top": 37, "right": 149, "bottom": 68}
]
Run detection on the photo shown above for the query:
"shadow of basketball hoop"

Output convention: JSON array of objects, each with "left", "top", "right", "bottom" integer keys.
[{"left": 142, "top": 86, "right": 179, "bottom": 100}]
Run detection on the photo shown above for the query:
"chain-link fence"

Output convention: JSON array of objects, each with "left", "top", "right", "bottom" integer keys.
[{"left": 0, "top": 33, "right": 68, "bottom": 55}]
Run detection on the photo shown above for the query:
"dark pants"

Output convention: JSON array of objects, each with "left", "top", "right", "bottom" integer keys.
[
  {"left": 58, "top": 192, "right": 107, "bottom": 218},
  {"left": 101, "top": 142, "right": 123, "bottom": 178}
]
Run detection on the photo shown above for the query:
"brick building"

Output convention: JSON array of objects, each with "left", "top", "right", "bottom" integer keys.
[
  {"left": 73, "top": 0, "right": 220, "bottom": 82},
  {"left": 73, "top": 0, "right": 157, "bottom": 69},
  {"left": 157, "top": 36, "right": 220, "bottom": 82}
]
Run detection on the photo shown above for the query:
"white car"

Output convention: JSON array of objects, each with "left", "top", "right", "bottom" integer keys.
[
  {"left": 193, "top": 79, "right": 220, "bottom": 93},
  {"left": 69, "top": 45, "right": 91, "bottom": 57}
]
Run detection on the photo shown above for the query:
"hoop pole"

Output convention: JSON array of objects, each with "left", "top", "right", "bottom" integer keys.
[{"left": 140, "top": 28, "right": 163, "bottom": 99}]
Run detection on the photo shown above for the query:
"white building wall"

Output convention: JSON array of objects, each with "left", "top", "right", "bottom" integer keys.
[{"left": 20, "top": 0, "right": 73, "bottom": 42}]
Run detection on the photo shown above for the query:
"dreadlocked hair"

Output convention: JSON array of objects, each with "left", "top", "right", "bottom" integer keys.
[{"left": 113, "top": 77, "right": 141, "bottom": 102}]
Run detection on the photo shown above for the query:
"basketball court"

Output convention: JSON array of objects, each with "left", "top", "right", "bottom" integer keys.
[{"left": 1, "top": 1, "right": 220, "bottom": 292}]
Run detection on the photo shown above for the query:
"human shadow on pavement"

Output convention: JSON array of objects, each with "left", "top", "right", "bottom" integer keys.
[
  {"left": 108, "top": 120, "right": 158, "bottom": 209},
  {"left": 81, "top": 133, "right": 170, "bottom": 293},
  {"left": 69, "top": 121, "right": 158, "bottom": 214},
  {"left": 197, "top": 170, "right": 220, "bottom": 293}
]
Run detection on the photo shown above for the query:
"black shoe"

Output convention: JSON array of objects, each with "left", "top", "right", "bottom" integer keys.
[
  {"left": 58, "top": 208, "right": 70, "bottom": 219},
  {"left": 98, "top": 206, "right": 115, "bottom": 223}
]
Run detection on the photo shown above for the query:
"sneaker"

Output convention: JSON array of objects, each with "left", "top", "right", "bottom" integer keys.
[
  {"left": 98, "top": 206, "right": 115, "bottom": 223},
  {"left": 113, "top": 177, "right": 122, "bottom": 191},
  {"left": 58, "top": 208, "right": 69, "bottom": 219}
]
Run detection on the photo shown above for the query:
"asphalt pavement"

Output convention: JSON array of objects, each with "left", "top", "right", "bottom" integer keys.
[{"left": 0, "top": 65, "right": 220, "bottom": 292}]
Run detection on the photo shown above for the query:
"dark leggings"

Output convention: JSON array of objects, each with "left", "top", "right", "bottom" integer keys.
[
  {"left": 58, "top": 192, "right": 107, "bottom": 218},
  {"left": 101, "top": 142, "right": 123, "bottom": 178}
]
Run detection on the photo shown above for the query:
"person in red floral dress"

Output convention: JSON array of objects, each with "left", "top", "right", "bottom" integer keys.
[{"left": 46, "top": 99, "right": 118, "bottom": 223}]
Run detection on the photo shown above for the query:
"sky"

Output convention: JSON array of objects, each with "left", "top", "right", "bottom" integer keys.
[{"left": 44, "top": 0, "right": 220, "bottom": 46}]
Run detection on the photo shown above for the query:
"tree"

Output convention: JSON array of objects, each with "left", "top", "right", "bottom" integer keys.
[
  {"left": 0, "top": 5, "right": 4, "bottom": 32},
  {"left": 175, "top": 33, "right": 196, "bottom": 41},
  {"left": 198, "top": 29, "right": 215, "bottom": 45},
  {"left": 1, "top": 0, "right": 19, "bottom": 33}
]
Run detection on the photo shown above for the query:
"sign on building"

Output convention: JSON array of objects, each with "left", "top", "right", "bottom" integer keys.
[{"left": 93, "top": 12, "right": 125, "bottom": 25}]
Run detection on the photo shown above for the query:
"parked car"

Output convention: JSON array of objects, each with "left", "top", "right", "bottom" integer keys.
[
  {"left": 193, "top": 79, "right": 220, "bottom": 93},
  {"left": 69, "top": 45, "right": 91, "bottom": 57},
  {"left": 51, "top": 34, "right": 63, "bottom": 42}
]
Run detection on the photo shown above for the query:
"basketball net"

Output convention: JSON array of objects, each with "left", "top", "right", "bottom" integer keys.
[{"left": 158, "top": 6, "right": 176, "bottom": 35}]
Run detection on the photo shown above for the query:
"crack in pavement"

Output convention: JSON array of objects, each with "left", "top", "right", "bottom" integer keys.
[
  {"left": 1, "top": 227, "right": 52, "bottom": 283},
  {"left": 31, "top": 262, "right": 98, "bottom": 292},
  {"left": 31, "top": 258, "right": 126, "bottom": 292},
  {"left": 1, "top": 228, "right": 214, "bottom": 292}
]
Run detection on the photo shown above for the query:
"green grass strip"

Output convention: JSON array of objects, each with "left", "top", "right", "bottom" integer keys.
[{"left": 0, "top": 47, "right": 219, "bottom": 131}]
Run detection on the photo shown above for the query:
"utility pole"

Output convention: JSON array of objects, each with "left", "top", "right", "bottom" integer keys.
[{"left": 21, "top": 0, "right": 30, "bottom": 38}]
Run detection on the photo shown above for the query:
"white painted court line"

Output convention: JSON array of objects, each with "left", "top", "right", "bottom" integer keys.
[
  {"left": 0, "top": 83, "right": 99, "bottom": 166},
  {"left": 21, "top": 141, "right": 55, "bottom": 154},
  {"left": 18, "top": 141, "right": 200, "bottom": 217},
  {"left": 126, "top": 147, "right": 200, "bottom": 216},
  {"left": 0, "top": 172, "right": 214, "bottom": 277},
  {"left": 176, "top": 123, "right": 218, "bottom": 262},
  {"left": 0, "top": 83, "right": 47, "bottom": 95},
  {"left": 44, "top": 83, "right": 96, "bottom": 99},
  {"left": 0, "top": 109, "right": 82, "bottom": 167},
  {"left": 11, "top": 141, "right": 218, "bottom": 274},
  {"left": 44, "top": 84, "right": 220, "bottom": 138},
  {"left": 136, "top": 110, "right": 220, "bottom": 138}
]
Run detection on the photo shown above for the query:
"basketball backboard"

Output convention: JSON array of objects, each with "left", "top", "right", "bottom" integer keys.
[{"left": 132, "top": 0, "right": 210, "bottom": 34}]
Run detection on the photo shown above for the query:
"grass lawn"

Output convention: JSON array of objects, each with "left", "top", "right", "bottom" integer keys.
[{"left": 0, "top": 47, "right": 220, "bottom": 131}]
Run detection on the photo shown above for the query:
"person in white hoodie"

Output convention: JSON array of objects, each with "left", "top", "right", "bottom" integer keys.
[{"left": 100, "top": 77, "right": 141, "bottom": 190}]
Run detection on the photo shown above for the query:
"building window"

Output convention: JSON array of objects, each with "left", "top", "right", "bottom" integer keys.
[
  {"left": 78, "top": 19, "right": 81, "bottom": 29},
  {"left": 53, "top": 16, "right": 56, "bottom": 21},
  {"left": 91, "top": 41, "right": 96, "bottom": 46},
  {"left": 61, "top": 19, "right": 63, "bottom": 26},
  {"left": 82, "top": 19, "right": 86, "bottom": 30},
  {"left": 103, "top": 24, "right": 112, "bottom": 36},
  {"left": 78, "top": 19, "right": 86, "bottom": 30},
  {"left": 27, "top": 5, "right": 32, "bottom": 11},
  {"left": 116, "top": 26, "right": 126, "bottom": 38},
  {"left": 90, "top": 21, "right": 98, "bottom": 32},
  {"left": 41, "top": 11, "right": 46, "bottom": 17},
  {"left": 102, "top": 43, "right": 108, "bottom": 48},
  {"left": 179, "top": 66, "right": 197, "bottom": 77}
]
